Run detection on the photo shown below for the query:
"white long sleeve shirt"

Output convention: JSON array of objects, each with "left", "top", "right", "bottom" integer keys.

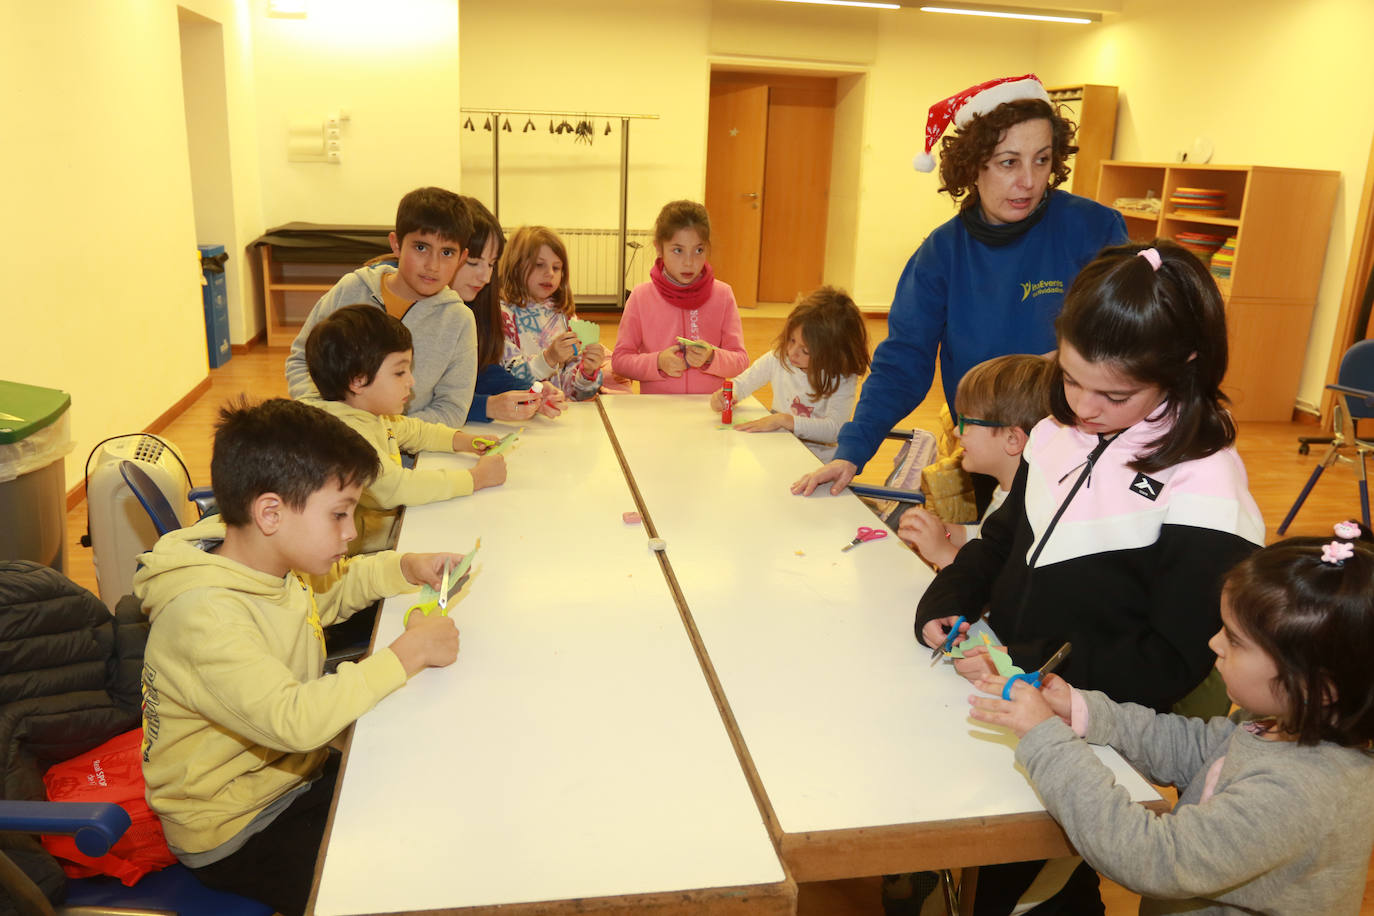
[{"left": 729, "top": 352, "right": 859, "bottom": 461}]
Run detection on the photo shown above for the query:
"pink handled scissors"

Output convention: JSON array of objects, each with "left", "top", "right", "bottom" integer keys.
[{"left": 841, "top": 526, "right": 888, "bottom": 552}]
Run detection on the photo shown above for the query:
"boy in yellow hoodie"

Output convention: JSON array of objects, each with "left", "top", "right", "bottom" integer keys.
[
  {"left": 135, "top": 397, "right": 464, "bottom": 916},
  {"left": 303, "top": 303, "right": 507, "bottom": 552}
]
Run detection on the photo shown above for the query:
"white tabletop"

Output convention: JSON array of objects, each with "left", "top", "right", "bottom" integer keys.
[
  {"left": 599, "top": 395, "right": 1160, "bottom": 876},
  {"left": 311, "top": 402, "right": 787, "bottom": 915}
]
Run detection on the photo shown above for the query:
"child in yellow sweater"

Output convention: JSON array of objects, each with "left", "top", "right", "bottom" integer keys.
[
  {"left": 136, "top": 397, "right": 464, "bottom": 916},
  {"left": 303, "top": 304, "right": 506, "bottom": 552}
]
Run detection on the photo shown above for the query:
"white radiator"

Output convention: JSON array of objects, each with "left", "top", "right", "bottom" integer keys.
[
  {"left": 554, "top": 228, "right": 653, "bottom": 304},
  {"left": 86, "top": 435, "right": 193, "bottom": 610}
]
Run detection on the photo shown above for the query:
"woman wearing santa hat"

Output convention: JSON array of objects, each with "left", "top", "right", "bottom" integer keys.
[{"left": 792, "top": 74, "right": 1128, "bottom": 500}]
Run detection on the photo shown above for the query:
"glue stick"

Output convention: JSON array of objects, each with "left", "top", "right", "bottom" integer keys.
[{"left": 721, "top": 380, "right": 734, "bottom": 424}]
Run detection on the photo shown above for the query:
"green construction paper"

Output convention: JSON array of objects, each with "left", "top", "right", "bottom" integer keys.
[
  {"left": 570, "top": 318, "right": 600, "bottom": 347},
  {"left": 676, "top": 336, "right": 712, "bottom": 349},
  {"left": 409, "top": 538, "right": 481, "bottom": 623},
  {"left": 949, "top": 634, "right": 1024, "bottom": 677},
  {"left": 488, "top": 429, "right": 522, "bottom": 456}
]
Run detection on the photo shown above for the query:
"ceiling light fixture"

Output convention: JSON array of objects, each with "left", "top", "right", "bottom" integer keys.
[
  {"left": 919, "top": 4, "right": 1099, "bottom": 23},
  {"left": 777, "top": 0, "right": 902, "bottom": 10}
]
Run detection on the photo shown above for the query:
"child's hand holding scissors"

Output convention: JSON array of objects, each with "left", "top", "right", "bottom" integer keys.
[
  {"left": 968, "top": 672, "right": 1073, "bottom": 738},
  {"left": 543, "top": 330, "right": 580, "bottom": 367},
  {"left": 658, "top": 348, "right": 687, "bottom": 377}
]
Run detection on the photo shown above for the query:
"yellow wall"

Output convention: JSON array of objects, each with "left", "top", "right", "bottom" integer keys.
[{"left": 1039, "top": 0, "right": 1374, "bottom": 410}]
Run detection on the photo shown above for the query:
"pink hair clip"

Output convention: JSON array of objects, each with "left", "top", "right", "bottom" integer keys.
[
  {"left": 1321, "top": 541, "right": 1355, "bottom": 566},
  {"left": 1334, "top": 520, "right": 1361, "bottom": 540},
  {"left": 1137, "top": 248, "right": 1162, "bottom": 271}
]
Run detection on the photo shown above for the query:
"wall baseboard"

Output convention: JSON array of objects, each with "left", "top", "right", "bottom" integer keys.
[
  {"left": 64, "top": 375, "right": 213, "bottom": 510},
  {"left": 231, "top": 329, "right": 267, "bottom": 355}
]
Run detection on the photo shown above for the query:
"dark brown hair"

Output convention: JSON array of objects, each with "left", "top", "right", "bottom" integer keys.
[
  {"left": 211, "top": 397, "right": 379, "bottom": 527},
  {"left": 1048, "top": 240, "right": 1234, "bottom": 474},
  {"left": 498, "top": 226, "right": 574, "bottom": 316},
  {"left": 937, "top": 99, "right": 1077, "bottom": 206},
  {"left": 954, "top": 354, "right": 1052, "bottom": 435},
  {"left": 1223, "top": 532, "right": 1374, "bottom": 747},
  {"left": 774, "top": 287, "right": 870, "bottom": 400},
  {"left": 654, "top": 200, "right": 712, "bottom": 247},
  {"left": 460, "top": 196, "right": 507, "bottom": 368},
  {"left": 394, "top": 186, "right": 471, "bottom": 247},
  {"left": 305, "top": 304, "right": 412, "bottom": 402}
]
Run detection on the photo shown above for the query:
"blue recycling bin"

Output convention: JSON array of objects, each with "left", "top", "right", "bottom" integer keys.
[{"left": 199, "top": 244, "right": 232, "bottom": 368}]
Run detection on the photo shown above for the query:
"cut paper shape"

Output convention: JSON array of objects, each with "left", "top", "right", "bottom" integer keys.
[
  {"left": 405, "top": 539, "right": 480, "bottom": 626},
  {"left": 949, "top": 633, "right": 1024, "bottom": 677},
  {"left": 487, "top": 429, "right": 523, "bottom": 456},
  {"left": 570, "top": 318, "right": 600, "bottom": 347},
  {"left": 676, "top": 336, "right": 713, "bottom": 349}
]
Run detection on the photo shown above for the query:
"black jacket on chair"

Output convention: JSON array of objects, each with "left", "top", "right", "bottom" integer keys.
[{"left": 0, "top": 560, "right": 148, "bottom": 912}]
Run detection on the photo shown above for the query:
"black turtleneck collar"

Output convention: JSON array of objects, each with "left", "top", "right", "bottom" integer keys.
[{"left": 959, "top": 190, "right": 1053, "bottom": 247}]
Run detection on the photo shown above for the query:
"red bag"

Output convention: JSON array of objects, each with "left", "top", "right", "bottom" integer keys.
[{"left": 41, "top": 727, "right": 177, "bottom": 886}]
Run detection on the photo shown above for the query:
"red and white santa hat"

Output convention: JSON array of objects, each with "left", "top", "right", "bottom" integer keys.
[{"left": 913, "top": 73, "right": 1050, "bottom": 172}]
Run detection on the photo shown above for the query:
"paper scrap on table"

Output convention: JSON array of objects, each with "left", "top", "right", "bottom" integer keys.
[{"left": 570, "top": 318, "right": 600, "bottom": 347}]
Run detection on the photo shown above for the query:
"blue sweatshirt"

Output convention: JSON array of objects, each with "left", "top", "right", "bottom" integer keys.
[
  {"left": 466, "top": 363, "right": 527, "bottom": 424},
  {"left": 834, "top": 191, "right": 1127, "bottom": 471}
]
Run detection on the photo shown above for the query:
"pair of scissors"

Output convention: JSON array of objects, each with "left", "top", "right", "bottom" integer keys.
[
  {"left": 929, "top": 614, "right": 969, "bottom": 666},
  {"left": 1002, "top": 642, "right": 1072, "bottom": 699},
  {"left": 403, "top": 540, "right": 481, "bottom": 626},
  {"left": 841, "top": 526, "right": 887, "bottom": 552}
]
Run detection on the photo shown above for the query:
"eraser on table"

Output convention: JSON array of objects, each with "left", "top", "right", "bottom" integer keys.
[{"left": 622, "top": 511, "right": 642, "bottom": 525}]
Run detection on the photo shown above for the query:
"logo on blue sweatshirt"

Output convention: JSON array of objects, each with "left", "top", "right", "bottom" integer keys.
[{"left": 1020, "top": 279, "right": 1065, "bottom": 302}]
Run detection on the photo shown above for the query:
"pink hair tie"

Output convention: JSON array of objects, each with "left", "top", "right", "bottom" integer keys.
[
  {"left": 1321, "top": 541, "right": 1354, "bottom": 566},
  {"left": 1138, "top": 248, "right": 1162, "bottom": 271},
  {"left": 1334, "top": 520, "right": 1361, "bottom": 540}
]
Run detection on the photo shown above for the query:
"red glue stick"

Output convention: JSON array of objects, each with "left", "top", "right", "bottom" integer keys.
[{"left": 721, "top": 380, "right": 734, "bottom": 424}]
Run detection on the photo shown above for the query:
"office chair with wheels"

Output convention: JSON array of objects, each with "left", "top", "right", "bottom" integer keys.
[{"left": 1277, "top": 339, "right": 1374, "bottom": 534}]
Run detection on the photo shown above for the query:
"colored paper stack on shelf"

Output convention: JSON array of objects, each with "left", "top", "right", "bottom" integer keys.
[
  {"left": 1209, "top": 236, "right": 1237, "bottom": 280},
  {"left": 1168, "top": 187, "right": 1226, "bottom": 214},
  {"left": 1174, "top": 230, "right": 1228, "bottom": 265}
]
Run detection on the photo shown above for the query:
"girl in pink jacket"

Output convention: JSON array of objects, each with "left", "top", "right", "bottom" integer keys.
[{"left": 611, "top": 200, "right": 748, "bottom": 393}]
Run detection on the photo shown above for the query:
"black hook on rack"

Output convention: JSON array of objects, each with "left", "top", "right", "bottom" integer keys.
[
  {"left": 523, "top": 117, "right": 536, "bottom": 133},
  {"left": 604, "top": 121, "right": 613, "bottom": 136},
  {"left": 463, "top": 117, "right": 475, "bottom": 131},
  {"left": 549, "top": 119, "right": 555, "bottom": 134},
  {"left": 502, "top": 118, "right": 512, "bottom": 132},
  {"left": 483, "top": 117, "right": 492, "bottom": 131}
]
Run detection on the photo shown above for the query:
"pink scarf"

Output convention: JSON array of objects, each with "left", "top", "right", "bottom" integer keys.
[{"left": 650, "top": 258, "right": 715, "bottom": 310}]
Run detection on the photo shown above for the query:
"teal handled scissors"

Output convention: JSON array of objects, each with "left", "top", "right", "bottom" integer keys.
[
  {"left": 929, "top": 615, "right": 969, "bottom": 666},
  {"left": 1002, "top": 642, "right": 1072, "bottom": 699},
  {"left": 841, "top": 526, "right": 887, "bottom": 552}
]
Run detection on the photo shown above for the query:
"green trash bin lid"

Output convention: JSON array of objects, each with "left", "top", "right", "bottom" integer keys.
[{"left": 0, "top": 380, "right": 72, "bottom": 444}]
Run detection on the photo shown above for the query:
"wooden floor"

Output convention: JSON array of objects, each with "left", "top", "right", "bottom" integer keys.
[{"left": 59, "top": 311, "right": 1373, "bottom": 914}]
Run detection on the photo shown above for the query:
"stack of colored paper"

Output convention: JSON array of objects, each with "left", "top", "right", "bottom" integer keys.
[
  {"left": 1210, "top": 236, "right": 1238, "bottom": 280},
  {"left": 1175, "top": 230, "right": 1228, "bottom": 265},
  {"left": 1168, "top": 187, "right": 1226, "bottom": 214}
]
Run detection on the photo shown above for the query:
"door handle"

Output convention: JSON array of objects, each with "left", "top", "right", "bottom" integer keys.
[{"left": 742, "top": 192, "right": 759, "bottom": 199}]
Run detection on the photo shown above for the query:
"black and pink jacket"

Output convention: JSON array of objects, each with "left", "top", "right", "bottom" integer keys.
[{"left": 916, "top": 413, "right": 1264, "bottom": 711}]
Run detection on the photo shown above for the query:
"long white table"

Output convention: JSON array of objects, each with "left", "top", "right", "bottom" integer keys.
[
  {"left": 599, "top": 395, "right": 1163, "bottom": 882},
  {"left": 310, "top": 402, "right": 790, "bottom": 915}
]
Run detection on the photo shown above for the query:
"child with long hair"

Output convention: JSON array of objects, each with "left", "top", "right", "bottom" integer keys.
[
  {"left": 707, "top": 286, "right": 869, "bottom": 461},
  {"left": 611, "top": 200, "right": 748, "bottom": 393},
  {"left": 917, "top": 241, "right": 1265, "bottom": 913},
  {"left": 498, "top": 226, "right": 605, "bottom": 401},
  {"left": 969, "top": 524, "right": 1374, "bottom": 915},
  {"left": 453, "top": 199, "right": 564, "bottom": 422}
]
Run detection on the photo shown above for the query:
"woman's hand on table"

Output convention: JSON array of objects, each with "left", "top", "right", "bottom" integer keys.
[
  {"left": 487, "top": 390, "right": 540, "bottom": 422},
  {"left": 790, "top": 459, "right": 857, "bottom": 496}
]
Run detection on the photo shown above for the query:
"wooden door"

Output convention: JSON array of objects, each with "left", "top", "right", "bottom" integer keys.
[
  {"left": 758, "top": 82, "right": 836, "bottom": 304},
  {"left": 705, "top": 81, "right": 768, "bottom": 310}
]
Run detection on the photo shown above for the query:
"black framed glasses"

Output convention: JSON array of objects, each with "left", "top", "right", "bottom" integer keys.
[{"left": 957, "top": 414, "right": 1001, "bottom": 435}]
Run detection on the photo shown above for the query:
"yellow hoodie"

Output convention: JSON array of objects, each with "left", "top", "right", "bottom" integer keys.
[
  {"left": 133, "top": 517, "right": 412, "bottom": 854},
  {"left": 305, "top": 397, "right": 474, "bottom": 552}
]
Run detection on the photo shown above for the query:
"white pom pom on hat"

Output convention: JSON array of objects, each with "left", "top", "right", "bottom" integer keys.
[{"left": 913, "top": 74, "right": 1051, "bottom": 172}]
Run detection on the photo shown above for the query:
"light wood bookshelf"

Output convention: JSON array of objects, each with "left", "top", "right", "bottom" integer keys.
[
  {"left": 258, "top": 246, "right": 345, "bottom": 348},
  {"left": 1096, "top": 161, "right": 1340, "bottom": 421}
]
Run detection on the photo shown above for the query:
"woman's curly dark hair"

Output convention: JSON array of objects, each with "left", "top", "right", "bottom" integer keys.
[{"left": 937, "top": 98, "right": 1078, "bottom": 205}]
